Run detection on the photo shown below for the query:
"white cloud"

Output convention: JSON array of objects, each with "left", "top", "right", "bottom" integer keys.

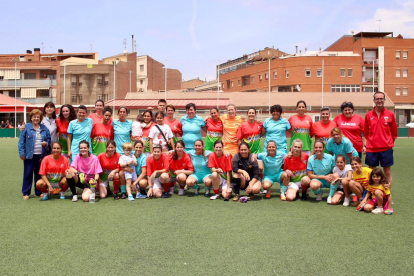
[{"left": 352, "top": 0, "right": 414, "bottom": 37}]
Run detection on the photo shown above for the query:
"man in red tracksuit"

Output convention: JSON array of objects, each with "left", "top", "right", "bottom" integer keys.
[{"left": 364, "top": 92, "right": 398, "bottom": 186}]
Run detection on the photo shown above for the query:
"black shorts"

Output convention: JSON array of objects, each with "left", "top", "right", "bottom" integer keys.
[{"left": 365, "top": 149, "right": 394, "bottom": 167}]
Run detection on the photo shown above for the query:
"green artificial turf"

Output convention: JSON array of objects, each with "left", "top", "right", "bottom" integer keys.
[{"left": 1, "top": 138, "right": 413, "bottom": 275}]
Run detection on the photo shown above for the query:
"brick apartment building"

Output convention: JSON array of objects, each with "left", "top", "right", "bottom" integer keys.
[
  {"left": 181, "top": 78, "right": 206, "bottom": 90},
  {"left": 218, "top": 32, "right": 414, "bottom": 126},
  {"left": 0, "top": 48, "right": 98, "bottom": 105},
  {"left": 134, "top": 55, "right": 181, "bottom": 93}
]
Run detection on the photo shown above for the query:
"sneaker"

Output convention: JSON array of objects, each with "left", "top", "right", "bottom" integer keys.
[
  {"left": 60, "top": 192, "right": 65, "bottom": 199},
  {"left": 316, "top": 191, "right": 323, "bottom": 201},
  {"left": 72, "top": 195, "right": 78, "bottom": 202},
  {"left": 280, "top": 193, "right": 286, "bottom": 201},
  {"left": 114, "top": 194, "right": 120, "bottom": 200},
  {"left": 265, "top": 190, "right": 272, "bottom": 199},
  {"left": 53, "top": 188, "right": 60, "bottom": 195},
  {"left": 261, "top": 189, "right": 267, "bottom": 194},
  {"left": 204, "top": 188, "right": 211, "bottom": 197},
  {"left": 169, "top": 186, "right": 175, "bottom": 195},
  {"left": 178, "top": 189, "right": 185, "bottom": 196},
  {"left": 184, "top": 185, "right": 189, "bottom": 191},
  {"left": 128, "top": 194, "right": 135, "bottom": 201},
  {"left": 384, "top": 208, "right": 394, "bottom": 215},
  {"left": 136, "top": 193, "right": 147, "bottom": 199},
  {"left": 301, "top": 192, "right": 308, "bottom": 201},
  {"left": 327, "top": 197, "right": 332, "bottom": 204},
  {"left": 23, "top": 195, "right": 30, "bottom": 200},
  {"left": 194, "top": 186, "right": 200, "bottom": 196},
  {"left": 42, "top": 193, "right": 49, "bottom": 201},
  {"left": 372, "top": 207, "right": 384, "bottom": 214},
  {"left": 161, "top": 192, "right": 169, "bottom": 198},
  {"left": 356, "top": 203, "right": 365, "bottom": 212},
  {"left": 233, "top": 195, "right": 240, "bottom": 201},
  {"left": 343, "top": 197, "right": 350, "bottom": 207},
  {"left": 34, "top": 194, "right": 43, "bottom": 198},
  {"left": 210, "top": 194, "right": 220, "bottom": 200},
  {"left": 121, "top": 193, "right": 127, "bottom": 199}
]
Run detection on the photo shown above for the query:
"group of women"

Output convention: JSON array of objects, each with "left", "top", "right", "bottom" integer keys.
[{"left": 18, "top": 99, "right": 390, "bottom": 214}]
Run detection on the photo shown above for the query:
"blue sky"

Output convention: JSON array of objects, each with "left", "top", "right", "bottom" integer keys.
[{"left": 1, "top": 0, "right": 413, "bottom": 81}]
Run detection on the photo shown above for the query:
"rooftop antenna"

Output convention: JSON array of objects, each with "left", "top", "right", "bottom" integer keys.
[
  {"left": 377, "top": 19, "right": 381, "bottom": 32},
  {"left": 132, "top": 35, "right": 134, "bottom": 53}
]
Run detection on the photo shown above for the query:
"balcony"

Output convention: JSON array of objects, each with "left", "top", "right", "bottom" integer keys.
[
  {"left": 0, "top": 79, "right": 56, "bottom": 87},
  {"left": 362, "top": 58, "right": 378, "bottom": 65},
  {"left": 362, "top": 77, "right": 379, "bottom": 83}
]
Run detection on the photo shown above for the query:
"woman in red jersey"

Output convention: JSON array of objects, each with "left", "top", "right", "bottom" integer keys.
[
  {"left": 208, "top": 140, "right": 232, "bottom": 201},
  {"left": 164, "top": 104, "right": 183, "bottom": 145},
  {"left": 334, "top": 102, "right": 365, "bottom": 158},
  {"left": 56, "top": 104, "right": 77, "bottom": 158},
  {"left": 146, "top": 144, "right": 170, "bottom": 198},
  {"left": 288, "top": 100, "right": 313, "bottom": 155},
  {"left": 169, "top": 140, "right": 195, "bottom": 196},
  {"left": 98, "top": 140, "right": 121, "bottom": 199},
  {"left": 91, "top": 107, "right": 114, "bottom": 156},
  {"left": 237, "top": 107, "right": 263, "bottom": 154},
  {"left": 204, "top": 107, "right": 223, "bottom": 151},
  {"left": 141, "top": 110, "right": 157, "bottom": 157}
]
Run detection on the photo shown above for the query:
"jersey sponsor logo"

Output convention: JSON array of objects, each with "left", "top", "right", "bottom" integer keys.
[
  {"left": 292, "top": 127, "right": 310, "bottom": 134},
  {"left": 340, "top": 122, "right": 356, "bottom": 126}
]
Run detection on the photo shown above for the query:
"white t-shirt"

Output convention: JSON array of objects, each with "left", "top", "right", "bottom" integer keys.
[
  {"left": 132, "top": 121, "right": 146, "bottom": 137},
  {"left": 148, "top": 124, "right": 173, "bottom": 148},
  {"left": 119, "top": 154, "right": 137, "bottom": 172},
  {"left": 333, "top": 164, "right": 352, "bottom": 189}
]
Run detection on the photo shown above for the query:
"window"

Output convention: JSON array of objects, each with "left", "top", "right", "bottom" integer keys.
[
  {"left": 265, "top": 73, "right": 268, "bottom": 80},
  {"left": 403, "top": 69, "right": 408, "bottom": 78},
  {"left": 317, "top": 69, "right": 322, "bottom": 77},
  {"left": 330, "top": 84, "right": 361, "bottom": 92},
  {"left": 396, "top": 69, "right": 401, "bottom": 78},
  {"left": 251, "top": 76, "right": 255, "bottom": 83},
  {"left": 140, "top": 65, "right": 144, "bottom": 72},
  {"left": 403, "top": 87, "right": 408, "bottom": 96},
  {"left": 97, "top": 76, "right": 103, "bottom": 86},
  {"left": 274, "top": 71, "right": 277, "bottom": 79},
  {"left": 71, "top": 76, "right": 77, "bottom": 86},
  {"left": 71, "top": 96, "right": 77, "bottom": 103},
  {"left": 231, "top": 81, "right": 233, "bottom": 87},
  {"left": 238, "top": 80, "right": 241, "bottom": 86},
  {"left": 259, "top": 74, "right": 262, "bottom": 81},
  {"left": 305, "top": 69, "right": 311, "bottom": 77},
  {"left": 38, "top": 89, "right": 49, "bottom": 97},
  {"left": 285, "top": 70, "right": 289, "bottom": 78},
  {"left": 340, "top": 69, "right": 346, "bottom": 77},
  {"left": 348, "top": 69, "right": 353, "bottom": 77},
  {"left": 396, "top": 87, "right": 401, "bottom": 96},
  {"left": 396, "top": 51, "right": 401, "bottom": 59},
  {"left": 98, "top": 95, "right": 102, "bottom": 100},
  {"left": 403, "top": 51, "right": 408, "bottom": 59},
  {"left": 140, "top": 80, "right": 143, "bottom": 85}
]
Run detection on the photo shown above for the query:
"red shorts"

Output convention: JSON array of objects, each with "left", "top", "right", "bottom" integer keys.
[{"left": 366, "top": 196, "right": 388, "bottom": 207}]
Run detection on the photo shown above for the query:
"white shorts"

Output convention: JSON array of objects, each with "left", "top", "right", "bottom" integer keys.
[
  {"left": 100, "top": 179, "right": 110, "bottom": 187},
  {"left": 50, "top": 182, "right": 60, "bottom": 189},
  {"left": 125, "top": 171, "right": 137, "bottom": 181},
  {"left": 288, "top": 181, "right": 301, "bottom": 191},
  {"left": 151, "top": 177, "right": 163, "bottom": 191},
  {"left": 220, "top": 176, "right": 232, "bottom": 190}
]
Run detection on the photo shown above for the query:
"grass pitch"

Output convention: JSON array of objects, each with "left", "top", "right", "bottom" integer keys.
[{"left": 1, "top": 138, "right": 413, "bottom": 275}]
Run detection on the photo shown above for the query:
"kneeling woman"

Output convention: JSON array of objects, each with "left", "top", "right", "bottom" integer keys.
[
  {"left": 132, "top": 140, "right": 148, "bottom": 199},
  {"left": 36, "top": 142, "right": 71, "bottom": 200},
  {"left": 208, "top": 140, "right": 232, "bottom": 200},
  {"left": 97, "top": 140, "right": 121, "bottom": 199},
  {"left": 258, "top": 140, "right": 286, "bottom": 199},
  {"left": 66, "top": 140, "right": 103, "bottom": 202},
  {"left": 146, "top": 144, "right": 170, "bottom": 198},
  {"left": 186, "top": 139, "right": 213, "bottom": 197},
  {"left": 169, "top": 140, "right": 195, "bottom": 195},
  {"left": 306, "top": 140, "right": 336, "bottom": 201},
  {"left": 282, "top": 139, "right": 310, "bottom": 201},
  {"left": 232, "top": 142, "right": 261, "bottom": 201}
]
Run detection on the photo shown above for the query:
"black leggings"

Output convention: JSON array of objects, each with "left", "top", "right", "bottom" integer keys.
[{"left": 67, "top": 177, "right": 86, "bottom": 195}]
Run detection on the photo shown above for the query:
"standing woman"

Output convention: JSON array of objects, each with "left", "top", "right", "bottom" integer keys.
[
  {"left": 232, "top": 142, "right": 262, "bottom": 201},
  {"left": 180, "top": 103, "right": 206, "bottom": 151},
  {"left": 204, "top": 107, "right": 223, "bottom": 151},
  {"left": 282, "top": 139, "right": 311, "bottom": 201},
  {"left": 67, "top": 105, "right": 93, "bottom": 160},
  {"left": 237, "top": 107, "right": 263, "bottom": 154},
  {"left": 42, "top": 102, "right": 58, "bottom": 146},
  {"left": 146, "top": 144, "right": 170, "bottom": 198},
  {"left": 169, "top": 140, "right": 194, "bottom": 196},
  {"left": 186, "top": 139, "right": 213, "bottom": 197},
  {"left": 66, "top": 140, "right": 103, "bottom": 202},
  {"left": 262, "top": 104, "right": 291, "bottom": 154},
  {"left": 112, "top": 106, "right": 133, "bottom": 154},
  {"left": 311, "top": 107, "right": 337, "bottom": 152},
  {"left": 257, "top": 141, "right": 286, "bottom": 199},
  {"left": 326, "top": 127, "right": 359, "bottom": 164},
  {"left": 149, "top": 111, "right": 174, "bottom": 153},
  {"left": 88, "top": 99, "right": 112, "bottom": 124},
  {"left": 36, "top": 142, "right": 70, "bottom": 200},
  {"left": 18, "top": 109, "right": 51, "bottom": 200},
  {"left": 208, "top": 140, "right": 233, "bottom": 200},
  {"left": 141, "top": 110, "right": 156, "bottom": 156},
  {"left": 97, "top": 140, "right": 121, "bottom": 200},
  {"left": 91, "top": 107, "right": 114, "bottom": 156},
  {"left": 334, "top": 102, "right": 365, "bottom": 158},
  {"left": 306, "top": 140, "right": 336, "bottom": 201},
  {"left": 289, "top": 100, "right": 313, "bottom": 155},
  {"left": 56, "top": 104, "right": 77, "bottom": 157},
  {"left": 164, "top": 104, "right": 183, "bottom": 145}
]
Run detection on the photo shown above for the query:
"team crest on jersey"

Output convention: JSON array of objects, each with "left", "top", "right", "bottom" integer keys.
[{"left": 61, "top": 164, "right": 63, "bottom": 167}]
